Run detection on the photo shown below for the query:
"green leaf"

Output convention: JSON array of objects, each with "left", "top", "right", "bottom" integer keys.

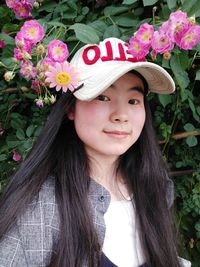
[
  {"left": 166, "top": 0, "right": 177, "bottom": 10},
  {"left": 142, "top": 0, "right": 159, "bottom": 6},
  {"left": 26, "top": 125, "right": 35, "bottom": 138},
  {"left": 0, "top": 33, "right": 15, "bottom": 45},
  {"left": 89, "top": 20, "right": 108, "bottom": 37},
  {"left": 0, "top": 6, "right": 9, "bottom": 18},
  {"left": 0, "top": 154, "right": 7, "bottom": 162},
  {"left": 104, "top": 6, "right": 129, "bottom": 16},
  {"left": 103, "top": 25, "right": 121, "bottom": 39},
  {"left": 195, "top": 70, "right": 200, "bottom": 80},
  {"left": 182, "top": 0, "right": 200, "bottom": 17},
  {"left": 11, "top": 119, "right": 24, "bottom": 130},
  {"left": 170, "top": 55, "right": 190, "bottom": 90},
  {"left": 47, "top": 21, "right": 66, "bottom": 28},
  {"left": 69, "top": 23, "right": 99, "bottom": 44},
  {"left": 7, "top": 140, "right": 21, "bottom": 148},
  {"left": 115, "top": 14, "right": 138, "bottom": 27},
  {"left": 186, "top": 136, "right": 198, "bottom": 147},
  {"left": 2, "top": 23, "right": 19, "bottom": 33},
  {"left": 122, "top": 0, "right": 138, "bottom": 4},
  {"left": 82, "top": 6, "right": 89, "bottom": 15},
  {"left": 158, "top": 94, "right": 172, "bottom": 108},
  {"left": 16, "top": 129, "right": 25, "bottom": 141},
  {"left": 184, "top": 123, "right": 195, "bottom": 132}
]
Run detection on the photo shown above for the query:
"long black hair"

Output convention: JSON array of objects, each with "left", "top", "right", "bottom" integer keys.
[{"left": 0, "top": 77, "right": 181, "bottom": 266}]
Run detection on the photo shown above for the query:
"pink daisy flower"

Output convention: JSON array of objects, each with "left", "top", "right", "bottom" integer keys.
[
  {"left": 47, "top": 40, "right": 69, "bottom": 63},
  {"left": 45, "top": 61, "right": 80, "bottom": 93},
  {"left": 20, "top": 20, "right": 44, "bottom": 44}
]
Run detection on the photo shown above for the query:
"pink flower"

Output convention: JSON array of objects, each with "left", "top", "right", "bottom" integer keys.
[
  {"left": 37, "top": 57, "right": 54, "bottom": 72},
  {"left": 127, "top": 37, "right": 148, "bottom": 59},
  {"left": 35, "top": 98, "right": 44, "bottom": 108},
  {"left": 0, "top": 40, "right": 5, "bottom": 49},
  {"left": 13, "top": 150, "right": 21, "bottom": 161},
  {"left": 14, "top": 47, "right": 32, "bottom": 61},
  {"left": 48, "top": 40, "right": 69, "bottom": 63},
  {"left": 45, "top": 61, "right": 80, "bottom": 92},
  {"left": 15, "top": 31, "right": 34, "bottom": 51},
  {"left": 20, "top": 61, "right": 36, "bottom": 79},
  {"left": 169, "top": 10, "right": 190, "bottom": 40},
  {"left": 135, "top": 23, "right": 154, "bottom": 49},
  {"left": 176, "top": 25, "right": 200, "bottom": 50},
  {"left": 0, "top": 126, "right": 4, "bottom": 136},
  {"left": 20, "top": 20, "right": 44, "bottom": 44},
  {"left": 13, "top": 1, "right": 31, "bottom": 18},
  {"left": 151, "top": 30, "right": 174, "bottom": 54},
  {"left": 5, "top": 0, "right": 18, "bottom": 8}
]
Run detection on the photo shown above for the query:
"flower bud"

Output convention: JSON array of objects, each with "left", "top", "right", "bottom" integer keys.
[
  {"left": 16, "top": 40, "right": 24, "bottom": 49},
  {"left": 188, "top": 16, "right": 196, "bottom": 26},
  {"left": 4, "top": 71, "right": 15, "bottom": 81},
  {"left": 163, "top": 51, "right": 171, "bottom": 60},
  {"left": 150, "top": 50, "right": 157, "bottom": 61},
  {"left": 36, "top": 44, "right": 45, "bottom": 55},
  {"left": 49, "top": 95, "right": 56, "bottom": 104},
  {"left": 35, "top": 98, "right": 44, "bottom": 108},
  {"left": 44, "top": 96, "right": 49, "bottom": 104},
  {"left": 22, "top": 51, "right": 32, "bottom": 61},
  {"left": 38, "top": 72, "right": 45, "bottom": 80},
  {"left": 33, "top": 1, "right": 40, "bottom": 9},
  {"left": 20, "top": 86, "right": 29, "bottom": 92}
]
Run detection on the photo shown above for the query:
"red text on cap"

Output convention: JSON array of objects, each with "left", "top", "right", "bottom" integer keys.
[{"left": 82, "top": 40, "right": 144, "bottom": 65}]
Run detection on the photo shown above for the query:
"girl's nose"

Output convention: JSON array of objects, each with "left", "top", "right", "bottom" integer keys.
[{"left": 110, "top": 105, "right": 128, "bottom": 123}]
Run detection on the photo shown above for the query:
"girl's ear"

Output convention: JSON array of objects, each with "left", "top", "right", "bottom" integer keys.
[{"left": 67, "top": 108, "right": 75, "bottom": 120}]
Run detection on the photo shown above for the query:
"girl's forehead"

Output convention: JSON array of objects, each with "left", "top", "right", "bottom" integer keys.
[{"left": 106, "top": 73, "right": 145, "bottom": 94}]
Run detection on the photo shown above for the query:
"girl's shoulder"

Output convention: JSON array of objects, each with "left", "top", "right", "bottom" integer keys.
[{"left": 0, "top": 176, "right": 60, "bottom": 266}]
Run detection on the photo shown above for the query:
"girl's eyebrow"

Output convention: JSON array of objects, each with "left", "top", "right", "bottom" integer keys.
[{"left": 128, "top": 86, "right": 145, "bottom": 95}]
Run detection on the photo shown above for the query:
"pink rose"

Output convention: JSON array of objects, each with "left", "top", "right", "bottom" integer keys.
[{"left": 47, "top": 40, "right": 69, "bottom": 62}]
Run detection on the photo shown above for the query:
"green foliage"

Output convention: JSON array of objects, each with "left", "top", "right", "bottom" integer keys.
[{"left": 0, "top": 0, "right": 200, "bottom": 265}]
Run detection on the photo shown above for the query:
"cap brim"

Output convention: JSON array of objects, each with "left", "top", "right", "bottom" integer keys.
[{"left": 74, "top": 61, "right": 175, "bottom": 101}]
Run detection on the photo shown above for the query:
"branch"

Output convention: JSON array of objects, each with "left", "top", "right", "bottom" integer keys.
[{"left": 159, "top": 131, "right": 200, "bottom": 144}]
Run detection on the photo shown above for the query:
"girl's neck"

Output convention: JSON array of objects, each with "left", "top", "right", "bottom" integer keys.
[{"left": 89, "top": 156, "right": 131, "bottom": 202}]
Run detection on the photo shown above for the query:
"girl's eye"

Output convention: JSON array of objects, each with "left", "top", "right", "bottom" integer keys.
[
  {"left": 128, "top": 99, "right": 140, "bottom": 105},
  {"left": 97, "top": 95, "right": 110, "bottom": 101}
]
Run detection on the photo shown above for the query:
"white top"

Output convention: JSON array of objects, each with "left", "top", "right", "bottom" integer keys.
[
  {"left": 102, "top": 199, "right": 192, "bottom": 267},
  {"left": 102, "top": 199, "right": 145, "bottom": 267}
]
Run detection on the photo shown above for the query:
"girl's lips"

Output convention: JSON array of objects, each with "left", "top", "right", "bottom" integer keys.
[{"left": 103, "top": 130, "right": 130, "bottom": 138}]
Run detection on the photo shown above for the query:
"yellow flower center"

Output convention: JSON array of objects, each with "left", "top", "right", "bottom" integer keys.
[
  {"left": 133, "top": 43, "right": 141, "bottom": 52},
  {"left": 28, "top": 27, "right": 37, "bottom": 38},
  {"left": 183, "top": 32, "right": 194, "bottom": 43},
  {"left": 143, "top": 31, "right": 150, "bottom": 41},
  {"left": 19, "top": 7, "right": 26, "bottom": 14},
  {"left": 53, "top": 47, "right": 63, "bottom": 56},
  {"left": 55, "top": 72, "right": 71, "bottom": 85}
]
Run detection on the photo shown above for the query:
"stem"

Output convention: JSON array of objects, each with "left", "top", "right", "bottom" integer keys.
[{"left": 69, "top": 41, "right": 81, "bottom": 57}]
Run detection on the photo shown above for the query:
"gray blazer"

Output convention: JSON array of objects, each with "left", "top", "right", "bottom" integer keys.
[{"left": 0, "top": 176, "right": 174, "bottom": 266}]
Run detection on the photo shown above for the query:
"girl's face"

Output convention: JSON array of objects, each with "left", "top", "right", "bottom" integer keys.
[{"left": 69, "top": 73, "right": 146, "bottom": 161}]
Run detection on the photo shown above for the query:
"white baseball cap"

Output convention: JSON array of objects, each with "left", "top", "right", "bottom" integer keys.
[{"left": 70, "top": 37, "right": 175, "bottom": 101}]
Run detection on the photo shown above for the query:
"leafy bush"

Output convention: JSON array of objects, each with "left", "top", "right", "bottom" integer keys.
[{"left": 0, "top": 0, "right": 200, "bottom": 265}]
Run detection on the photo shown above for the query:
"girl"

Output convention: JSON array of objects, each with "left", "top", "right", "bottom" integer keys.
[{"left": 0, "top": 38, "right": 191, "bottom": 267}]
